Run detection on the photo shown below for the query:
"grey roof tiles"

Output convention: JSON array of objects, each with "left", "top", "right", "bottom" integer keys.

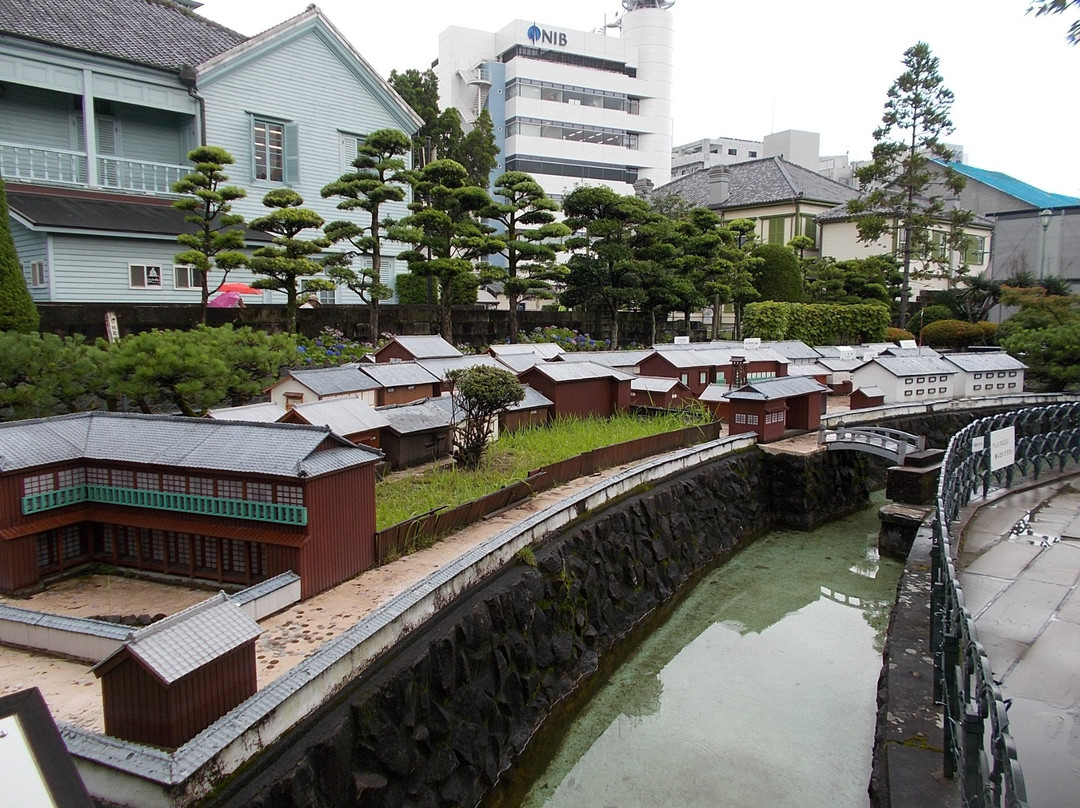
[{"left": 654, "top": 157, "right": 859, "bottom": 209}]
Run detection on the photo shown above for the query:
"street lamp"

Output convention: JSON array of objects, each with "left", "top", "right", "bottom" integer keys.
[{"left": 1038, "top": 209, "right": 1052, "bottom": 280}]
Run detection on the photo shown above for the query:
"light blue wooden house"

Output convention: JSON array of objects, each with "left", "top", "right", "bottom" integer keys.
[{"left": 0, "top": 0, "right": 422, "bottom": 306}]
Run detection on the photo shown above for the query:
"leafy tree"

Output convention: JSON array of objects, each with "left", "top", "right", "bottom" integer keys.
[
  {"left": 751, "top": 243, "right": 803, "bottom": 302},
  {"left": 104, "top": 325, "right": 298, "bottom": 416},
  {"left": 1029, "top": 0, "right": 1080, "bottom": 43},
  {"left": 171, "top": 146, "right": 248, "bottom": 322},
  {"left": 249, "top": 189, "right": 334, "bottom": 333},
  {"left": 725, "top": 218, "right": 763, "bottom": 339},
  {"left": 559, "top": 186, "right": 657, "bottom": 349},
  {"left": 0, "top": 178, "right": 39, "bottom": 333},
  {"left": 394, "top": 270, "right": 478, "bottom": 305},
  {"left": 949, "top": 275, "right": 1003, "bottom": 322},
  {"left": 321, "top": 129, "right": 411, "bottom": 340},
  {"left": 1004, "top": 320, "right": 1080, "bottom": 390},
  {"left": 388, "top": 68, "right": 444, "bottom": 167},
  {"left": 456, "top": 109, "right": 500, "bottom": 187},
  {"left": 480, "top": 171, "right": 570, "bottom": 341},
  {"left": 633, "top": 214, "right": 685, "bottom": 345},
  {"left": 804, "top": 255, "right": 898, "bottom": 307},
  {"left": 846, "top": 42, "right": 972, "bottom": 329},
  {"left": 391, "top": 159, "right": 501, "bottom": 340},
  {"left": 0, "top": 332, "right": 107, "bottom": 420},
  {"left": 996, "top": 285, "right": 1080, "bottom": 343},
  {"left": 446, "top": 364, "right": 524, "bottom": 469}
]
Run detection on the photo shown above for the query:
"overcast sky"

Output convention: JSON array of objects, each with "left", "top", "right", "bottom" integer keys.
[{"left": 196, "top": 0, "right": 1079, "bottom": 198}]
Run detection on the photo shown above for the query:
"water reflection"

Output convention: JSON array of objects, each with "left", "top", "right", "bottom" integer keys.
[{"left": 513, "top": 492, "right": 902, "bottom": 808}]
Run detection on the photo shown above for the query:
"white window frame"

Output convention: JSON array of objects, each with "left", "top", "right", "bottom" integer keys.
[
  {"left": 130, "top": 263, "right": 164, "bottom": 289},
  {"left": 29, "top": 261, "right": 47, "bottom": 288},
  {"left": 174, "top": 264, "right": 204, "bottom": 290}
]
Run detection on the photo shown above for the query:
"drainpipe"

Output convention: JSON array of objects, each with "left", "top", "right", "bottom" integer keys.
[{"left": 178, "top": 64, "right": 206, "bottom": 146}]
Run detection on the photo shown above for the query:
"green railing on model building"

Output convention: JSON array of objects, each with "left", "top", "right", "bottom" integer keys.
[{"left": 20, "top": 485, "right": 308, "bottom": 526}]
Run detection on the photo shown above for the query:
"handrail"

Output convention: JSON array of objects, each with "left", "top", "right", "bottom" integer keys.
[{"left": 932, "top": 401, "right": 1080, "bottom": 807}]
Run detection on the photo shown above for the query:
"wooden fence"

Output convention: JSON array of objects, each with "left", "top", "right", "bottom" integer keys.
[{"left": 374, "top": 421, "right": 725, "bottom": 561}]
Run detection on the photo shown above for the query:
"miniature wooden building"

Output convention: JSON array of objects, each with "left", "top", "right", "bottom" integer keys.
[
  {"left": 849, "top": 386, "right": 886, "bottom": 410},
  {"left": 517, "top": 361, "right": 632, "bottom": 419},
  {"left": 370, "top": 335, "right": 461, "bottom": 364},
  {"left": 724, "top": 376, "right": 830, "bottom": 442},
  {"left": 92, "top": 594, "right": 261, "bottom": 748}
]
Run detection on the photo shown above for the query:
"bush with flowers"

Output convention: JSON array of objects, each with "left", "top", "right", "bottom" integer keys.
[
  {"left": 294, "top": 327, "right": 373, "bottom": 365},
  {"left": 516, "top": 326, "right": 615, "bottom": 351}
]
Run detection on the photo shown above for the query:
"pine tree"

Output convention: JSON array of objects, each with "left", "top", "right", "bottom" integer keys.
[
  {"left": 847, "top": 42, "right": 972, "bottom": 329},
  {"left": 0, "top": 178, "right": 39, "bottom": 334}
]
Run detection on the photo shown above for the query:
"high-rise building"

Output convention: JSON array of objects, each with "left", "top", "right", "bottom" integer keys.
[{"left": 436, "top": 0, "right": 675, "bottom": 199}]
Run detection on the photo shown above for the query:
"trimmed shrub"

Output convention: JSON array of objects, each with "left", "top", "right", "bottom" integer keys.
[
  {"left": 919, "top": 319, "right": 985, "bottom": 349},
  {"left": 914, "top": 304, "right": 953, "bottom": 335},
  {"left": 395, "top": 271, "right": 477, "bottom": 305},
  {"left": 751, "top": 243, "right": 803, "bottom": 302},
  {"left": 0, "top": 178, "right": 39, "bottom": 333},
  {"left": 743, "top": 301, "right": 889, "bottom": 344},
  {"left": 885, "top": 327, "right": 915, "bottom": 342}
]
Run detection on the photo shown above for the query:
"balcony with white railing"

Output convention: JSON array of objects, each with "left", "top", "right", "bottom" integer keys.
[{"left": 0, "top": 141, "right": 188, "bottom": 195}]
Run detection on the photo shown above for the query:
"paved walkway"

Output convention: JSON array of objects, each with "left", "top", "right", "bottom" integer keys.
[{"left": 957, "top": 476, "right": 1080, "bottom": 808}]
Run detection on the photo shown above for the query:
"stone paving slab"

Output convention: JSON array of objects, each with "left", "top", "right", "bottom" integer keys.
[
  {"left": 1063, "top": 513, "right": 1080, "bottom": 540},
  {"left": 959, "top": 523, "right": 1013, "bottom": 558},
  {"left": 957, "top": 573, "right": 1010, "bottom": 616},
  {"left": 1005, "top": 620, "right": 1080, "bottom": 708},
  {"left": 1003, "top": 695, "right": 1080, "bottom": 808},
  {"left": 961, "top": 540, "right": 1042, "bottom": 581},
  {"left": 969, "top": 577, "right": 1068, "bottom": 644},
  {"left": 1022, "top": 541, "right": 1080, "bottom": 587},
  {"left": 1058, "top": 584, "right": 1080, "bottom": 625}
]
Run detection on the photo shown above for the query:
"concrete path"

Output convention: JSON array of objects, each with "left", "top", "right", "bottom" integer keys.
[{"left": 957, "top": 478, "right": 1080, "bottom": 808}]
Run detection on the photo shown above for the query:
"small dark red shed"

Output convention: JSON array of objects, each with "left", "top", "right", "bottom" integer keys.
[
  {"left": 92, "top": 593, "right": 261, "bottom": 748},
  {"left": 849, "top": 386, "right": 887, "bottom": 410},
  {"left": 724, "top": 376, "right": 830, "bottom": 443}
]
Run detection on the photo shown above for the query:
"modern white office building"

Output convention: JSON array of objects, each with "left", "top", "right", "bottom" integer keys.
[{"left": 436, "top": 0, "right": 675, "bottom": 199}]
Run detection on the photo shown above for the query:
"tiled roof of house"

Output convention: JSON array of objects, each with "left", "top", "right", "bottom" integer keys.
[
  {"left": 522, "top": 361, "right": 635, "bottom": 383},
  {"left": 939, "top": 161, "right": 1080, "bottom": 210},
  {"left": 631, "top": 376, "right": 686, "bottom": 393},
  {"left": 942, "top": 352, "right": 1027, "bottom": 372},
  {"left": 286, "top": 398, "right": 390, "bottom": 435},
  {"left": 416, "top": 354, "right": 501, "bottom": 381},
  {"left": 653, "top": 157, "right": 859, "bottom": 210},
  {"left": 277, "top": 364, "right": 379, "bottom": 397},
  {"left": 860, "top": 356, "right": 959, "bottom": 377},
  {"left": 554, "top": 349, "right": 655, "bottom": 369},
  {"left": 373, "top": 336, "right": 461, "bottom": 361},
  {"left": 493, "top": 353, "right": 545, "bottom": 373},
  {"left": 360, "top": 362, "right": 441, "bottom": 388},
  {"left": 724, "top": 376, "right": 830, "bottom": 401},
  {"left": 0, "top": 0, "right": 246, "bottom": 73},
  {"left": 488, "top": 343, "right": 564, "bottom": 359},
  {"left": 206, "top": 402, "right": 286, "bottom": 423},
  {"left": 92, "top": 593, "right": 260, "bottom": 685},
  {"left": 377, "top": 400, "right": 451, "bottom": 435},
  {"left": 507, "top": 385, "right": 554, "bottom": 412},
  {"left": 0, "top": 412, "right": 379, "bottom": 477}
]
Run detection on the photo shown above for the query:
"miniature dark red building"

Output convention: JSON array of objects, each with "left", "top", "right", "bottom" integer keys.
[
  {"left": 517, "top": 361, "right": 632, "bottom": 419},
  {"left": 724, "top": 376, "right": 830, "bottom": 442}
]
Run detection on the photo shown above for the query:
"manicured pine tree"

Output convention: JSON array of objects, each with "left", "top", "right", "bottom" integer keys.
[{"left": 0, "top": 178, "right": 40, "bottom": 333}]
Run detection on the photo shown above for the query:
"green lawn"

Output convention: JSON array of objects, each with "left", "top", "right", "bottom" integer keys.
[{"left": 375, "top": 410, "right": 711, "bottom": 529}]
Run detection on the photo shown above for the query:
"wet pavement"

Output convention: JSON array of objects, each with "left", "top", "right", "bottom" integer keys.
[{"left": 956, "top": 477, "right": 1080, "bottom": 808}]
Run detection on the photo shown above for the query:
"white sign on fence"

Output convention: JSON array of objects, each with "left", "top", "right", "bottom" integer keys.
[
  {"left": 989, "top": 426, "right": 1016, "bottom": 472},
  {"left": 972, "top": 435, "right": 985, "bottom": 453}
]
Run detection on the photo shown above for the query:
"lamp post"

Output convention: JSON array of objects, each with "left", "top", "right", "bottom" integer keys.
[{"left": 1038, "top": 209, "right": 1052, "bottom": 280}]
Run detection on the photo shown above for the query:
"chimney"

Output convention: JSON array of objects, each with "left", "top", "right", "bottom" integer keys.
[
  {"left": 708, "top": 165, "right": 731, "bottom": 208},
  {"left": 633, "top": 178, "right": 654, "bottom": 199}
]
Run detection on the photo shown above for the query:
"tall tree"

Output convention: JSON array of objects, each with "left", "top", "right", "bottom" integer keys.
[
  {"left": 172, "top": 146, "right": 249, "bottom": 323},
  {"left": 249, "top": 189, "right": 334, "bottom": 333},
  {"left": 559, "top": 186, "right": 656, "bottom": 349},
  {"left": 455, "top": 109, "right": 500, "bottom": 187},
  {"left": 388, "top": 68, "right": 444, "bottom": 167},
  {"left": 321, "top": 129, "right": 411, "bottom": 341},
  {"left": 1029, "top": 1, "right": 1080, "bottom": 43},
  {"left": 480, "top": 171, "right": 570, "bottom": 341},
  {"left": 391, "top": 159, "right": 501, "bottom": 340},
  {"left": 846, "top": 42, "right": 972, "bottom": 329},
  {"left": 0, "top": 178, "right": 39, "bottom": 333},
  {"left": 446, "top": 365, "right": 524, "bottom": 469}
]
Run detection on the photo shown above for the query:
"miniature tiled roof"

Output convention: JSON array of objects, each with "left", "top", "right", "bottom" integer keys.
[
  {"left": 648, "top": 347, "right": 788, "bottom": 369},
  {"left": 880, "top": 345, "right": 941, "bottom": 358},
  {"left": 207, "top": 402, "right": 286, "bottom": 423},
  {"left": 859, "top": 356, "right": 959, "bottom": 377},
  {"left": 815, "top": 357, "right": 861, "bottom": 372},
  {"left": 416, "top": 354, "right": 502, "bottom": 380},
  {"left": 277, "top": 364, "right": 379, "bottom": 397},
  {"left": 360, "top": 362, "right": 441, "bottom": 388},
  {"left": 377, "top": 401, "right": 452, "bottom": 436},
  {"left": 631, "top": 376, "right": 686, "bottom": 393},
  {"left": 554, "top": 350, "right": 655, "bottom": 369},
  {"left": 488, "top": 343, "right": 564, "bottom": 359},
  {"left": 373, "top": 336, "right": 461, "bottom": 361},
  {"left": 521, "top": 361, "right": 634, "bottom": 383},
  {"left": 286, "top": 398, "right": 390, "bottom": 434},
  {"left": 853, "top": 386, "right": 887, "bottom": 398},
  {"left": 0, "top": 412, "right": 379, "bottom": 477},
  {"left": 723, "top": 376, "right": 830, "bottom": 401},
  {"left": 653, "top": 157, "right": 859, "bottom": 210},
  {"left": 0, "top": 0, "right": 246, "bottom": 73},
  {"left": 493, "top": 353, "right": 545, "bottom": 373},
  {"left": 92, "top": 593, "right": 261, "bottom": 685},
  {"left": 506, "top": 386, "right": 554, "bottom": 412},
  {"left": 942, "top": 352, "right": 1027, "bottom": 372}
]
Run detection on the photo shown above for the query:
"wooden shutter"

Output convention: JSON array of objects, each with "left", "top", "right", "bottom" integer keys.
[{"left": 283, "top": 122, "right": 300, "bottom": 184}]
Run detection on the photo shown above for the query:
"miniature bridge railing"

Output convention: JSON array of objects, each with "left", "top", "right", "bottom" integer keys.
[
  {"left": 819, "top": 426, "right": 926, "bottom": 464},
  {"left": 932, "top": 402, "right": 1080, "bottom": 808}
]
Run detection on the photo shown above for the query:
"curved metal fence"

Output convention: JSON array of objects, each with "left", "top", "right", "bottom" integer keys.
[{"left": 933, "top": 401, "right": 1080, "bottom": 808}]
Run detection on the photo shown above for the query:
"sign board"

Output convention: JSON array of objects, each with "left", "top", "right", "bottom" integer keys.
[
  {"left": 972, "top": 435, "right": 985, "bottom": 453},
  {"left": 989, "top": 426, "right": 1015, "bottom": 472},
  {"left": 104, "top": 312, "right": 120, "bottom": 343}
]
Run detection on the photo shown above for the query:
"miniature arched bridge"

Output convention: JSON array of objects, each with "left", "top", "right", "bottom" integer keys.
[{"left": 819, "top": 426, "right": 926, "bottom": 464}]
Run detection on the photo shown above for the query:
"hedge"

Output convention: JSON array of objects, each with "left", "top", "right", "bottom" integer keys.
[{"left": 742, "top": 302, "right": 889, "bottom": 345}]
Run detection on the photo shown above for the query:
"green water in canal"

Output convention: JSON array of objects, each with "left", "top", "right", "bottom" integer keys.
[{"left": 517, "top": 491, "right": 902, "bottom": 808}]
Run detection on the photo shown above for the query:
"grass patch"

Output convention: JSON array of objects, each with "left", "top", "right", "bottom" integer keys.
[{"left": 376, "top": 410, "right": 712, "bottom": 529}]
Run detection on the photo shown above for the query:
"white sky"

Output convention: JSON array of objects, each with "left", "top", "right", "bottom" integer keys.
[{"left": 196, "top": 0, "right": 1080, "bottom": 198}]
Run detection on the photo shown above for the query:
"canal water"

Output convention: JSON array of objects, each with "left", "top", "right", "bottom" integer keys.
[{"left": 511, "top": 492, "right": 902, "bottom": 808}]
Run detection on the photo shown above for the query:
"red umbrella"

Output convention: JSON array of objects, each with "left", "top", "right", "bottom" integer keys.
[{"left": 217, "top": 282, "right": 263, "bottom": 295}]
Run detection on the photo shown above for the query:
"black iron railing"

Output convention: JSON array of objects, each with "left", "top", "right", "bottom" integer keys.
[{"left": 932, "top": 402, "right": 1080, "bottom": 808}]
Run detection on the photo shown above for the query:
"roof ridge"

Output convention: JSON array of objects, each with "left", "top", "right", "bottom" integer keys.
[{"left": 125, "top": 591, "right": 230, "bottom": 646}]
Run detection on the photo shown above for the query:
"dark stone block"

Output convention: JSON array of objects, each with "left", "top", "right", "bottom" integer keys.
[{"left": 886, "top": 464, "right": 942, "bottom": 506}]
